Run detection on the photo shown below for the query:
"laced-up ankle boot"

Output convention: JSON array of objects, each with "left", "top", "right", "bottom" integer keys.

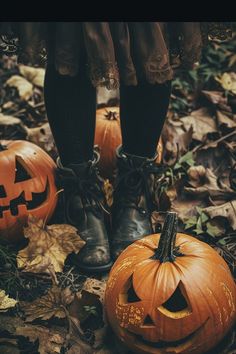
[
  {"left": 111, "top": 146, "right": 164, "bottom": 260},
  {"left": 56, "top": 151, "right": 112, "bottom": 272}
]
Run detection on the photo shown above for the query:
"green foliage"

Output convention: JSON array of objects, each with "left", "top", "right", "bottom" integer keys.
[
  {"left": 83, "top": 305, "right": 98, "bottom": 316},
  {"left": 159, "top": 152, "right": 196, "bottom": 196},
  {"left": 184, "top": 206, "right": 222, "bottom": 238},
  {"left": 170, "top": 34, "right": 236, "bottom": 113}
]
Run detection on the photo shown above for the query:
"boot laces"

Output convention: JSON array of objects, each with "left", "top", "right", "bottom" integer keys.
[
  {"left": 114, "top": 160, "right": 168, "bottom": 214},
  {"left": 57, "top": 164, "right": 109, "bottom": 216}
]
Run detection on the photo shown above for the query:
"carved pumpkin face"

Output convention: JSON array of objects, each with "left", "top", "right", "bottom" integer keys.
[
  {"left": 105, "top": 213, "right": 236, "bottom": 354},
  {"left": 0, "top": 140, "right": 58, "bottom": 242}
]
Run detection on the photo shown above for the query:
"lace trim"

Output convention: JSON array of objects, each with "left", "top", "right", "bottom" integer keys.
[
  {"left": 0, "top": 34, "right": 47, "bottom": 67},
  {"left": 88, "top": 61, "right": 120, "bottom": 90},
  {"left": 144, "top": 66, "right": 174, "bottom": 84}
]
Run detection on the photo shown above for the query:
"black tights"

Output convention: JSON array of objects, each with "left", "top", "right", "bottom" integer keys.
[{"left": 44, "top": 65, "right": 171, "bottom": 166}]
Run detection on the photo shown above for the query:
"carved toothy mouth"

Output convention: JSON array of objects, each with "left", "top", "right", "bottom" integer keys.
[
  {"left": 0, "top": 178, "right": 49, "bottom": 217},
  {"left": 125, "top": 317, "right": 209, "bottom": 350}
]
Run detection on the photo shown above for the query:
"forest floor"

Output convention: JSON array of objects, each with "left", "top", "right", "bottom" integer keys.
[{"left": 0, "top": 34, "right": 236, "bottom": 354}]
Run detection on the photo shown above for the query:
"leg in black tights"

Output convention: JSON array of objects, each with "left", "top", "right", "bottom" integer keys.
[
  {"left": 120, "top": 80, "right": 172, "bottom": 158},
  {"left": 44, "top": 64, "right": 96, "bottom": 166}
]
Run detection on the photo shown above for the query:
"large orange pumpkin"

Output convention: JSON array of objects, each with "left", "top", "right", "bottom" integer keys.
[
  {"left": 105, "top": 212, "right": 236, "bottom": 354},
  {"left": 95, "top": 107, "right": 163, "bottom": 181},
  {"left": 0, "top": 140, "right": 58, "bottom": 242}
]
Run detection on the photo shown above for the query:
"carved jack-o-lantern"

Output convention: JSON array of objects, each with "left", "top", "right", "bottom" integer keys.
[
  {"left": 0, "top": 140, "right": 58, "bottom": 242},
  {"left": 95, "top": 107, "right": 163, "bottom": 181},
  {"left": 105, "top": 212, "right": 236, "bottom": 354}
]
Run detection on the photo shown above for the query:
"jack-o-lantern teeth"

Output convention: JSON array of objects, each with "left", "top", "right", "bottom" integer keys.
[{"left": 0, "top": 178, "right": 49, "bottom": 218}]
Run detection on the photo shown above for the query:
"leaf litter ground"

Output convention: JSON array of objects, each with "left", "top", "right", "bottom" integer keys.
[{"left": 1, "top": 33, "right": 236, "bottom": 353}]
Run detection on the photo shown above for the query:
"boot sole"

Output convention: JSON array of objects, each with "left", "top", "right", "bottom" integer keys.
[{"left": 76, "top": 260, "right": 114, "bottom": 273}]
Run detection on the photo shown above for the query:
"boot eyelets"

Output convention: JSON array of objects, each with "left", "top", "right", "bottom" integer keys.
[{"left": 139, "top": 208, "right": 147, "bottom": 216}]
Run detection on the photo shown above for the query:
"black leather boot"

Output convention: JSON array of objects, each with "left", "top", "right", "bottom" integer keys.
[
  {"left": 111, "top": 146, "right": 165, "bottom": 260},
  {"left": 56, "top": 151, "right": 113, "bottom": 272}
]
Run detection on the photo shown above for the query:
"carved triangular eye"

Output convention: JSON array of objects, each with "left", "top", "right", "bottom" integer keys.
[
  {"left": 15, "top": 156, "right": 33, "bottom": 183},
  {"left": 119, "top": 275, "right": 142, "bottom": 304},
  {"left": 158, "top": 281, "right": 192, "bottom": 318},
  {"left": 162, "top": 283, "right": 188, "bottom": 312}
]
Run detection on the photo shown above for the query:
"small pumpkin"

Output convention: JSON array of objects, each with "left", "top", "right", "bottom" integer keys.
[
  {"left": 95, "top": 107, "right": 163, "bottom": 181},
  {"left": 0, "top": 140, "right": 58, "bottom": 242},
  {"left": 105, "top": 212, "right": 236, "bottom": 354}
]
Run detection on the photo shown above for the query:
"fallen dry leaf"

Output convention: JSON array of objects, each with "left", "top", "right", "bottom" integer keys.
[
  {"left": 187, "top": 165, "right": 207, "bottom": 187},
  {"left": 0, "top": 114, "right": 28, "bottom": 138},
  {"left": 16, "top": 325, "right": 65, "bottom": 354},
  {"left": 21, "top": 285, "right": 74, "bottom": 322},
  {"left": 201, "top": 90, "right": 228, "bottom": 105},
  {"left": 6, "top": 75, "right": 33, "bottom": 101},
  {"left": 180, "top": 108, "right": 218, "bottom": 141},
  {"left": 162, "top": 117, "right": 193, "bottom": 164},
  {"left": 215, "top": 72, "right": 236, "bottom": 95},
  {"left": 19, "top": 64, "right": 45, "bottom": 87},
  {"left": 103, "top": 179, "right": 113, "bottom": 207},
  {"left": 68, "top": 278, "right": 107, "bottom": 350},
  {"left": 17, "top": 215, "right": 85, "bottom": 274},
  {"left": 171, "top": 197, "right": 207, "bottom": 223},
  {"left": 216, "top": 110, "right": 236, "bottom": 129},
  {"left": 185, "top": 167, "right": 235, "bottom": 199},
  {"left": 26, "top": 123, "right": 56, "bottom": 154},
  {"left": 203, "top": 200, "right": 236, "bottom": 230},
  {"left": 0, "top": 290, "right": 17, "bottom": 312}
]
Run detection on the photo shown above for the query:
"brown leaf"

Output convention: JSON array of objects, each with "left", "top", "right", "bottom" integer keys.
[
  {"left": 0, "top": 290, "right": 17, "bottom": 312},
  {"left": 203, "top": 201, "right": 236, "bottom": 230},
  {"left": 216, "top": 110, "right": 236, "bottom": 129},
  {"left": 6, "top": 75, "right": 33, "bottom": 101},
  {"left": 26, "top": 123, "right": 56, "bottom": 154},
  {"left": 16, "top": 325, "right": 65, "bottom": 354},
  {"left": 180, "top": 108, "right": 218, "bottom": 141},
  {"left": 0, "top": 338, "right": 18, "bottom": 345},
  {"left": 0, "top": 114, "right": 28, "bottom": 138},
  {"left": 171, "top": 197, "right": 207, "bottom": 223},
  {"left": 19, "top": 65, "right": 45, "bottom": 88},
  {"left": 185, "top": 167, "right": 235, "bottom": 200},
  {"left": 0, "top": 343, "right": 20, "bottom": 354},
  {"left": 68, "top": 278, "right": 107, "bottom": 350},
  {"left": 17, "top": 215, "right": 85, "bottom": 273},
  {"left": 162, "top": 117, "right": 193, "bottom": 164},
  {"left": 201, "top": 90, "right": 228, "bottom": 105},
  {"left": 21, "top": 285, "right": 74, "bottom": 322},
  {"left": 187, "top": 165, "right": 207, "bottom": 187},
  {"left": 103, "top": 179, "right": 113, "bottom": 207}
]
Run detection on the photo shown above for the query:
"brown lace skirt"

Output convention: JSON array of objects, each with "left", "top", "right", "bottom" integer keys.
[{"left": 0, "top": 22, "right": 232, "bottom": 89}]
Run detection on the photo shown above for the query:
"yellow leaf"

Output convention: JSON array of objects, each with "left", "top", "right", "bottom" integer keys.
[
  {"left": 17, "top": 215, "right": 85, "bottom": 274},
  {"left": 6, "top": 75, "right": 33, "bottom": 101},
  {"left": 215, "top": 72, "right": 236, "bottom": 95},
  {"left": 19, "top": 65, "right": 45, "bottom": 87},
  {"left": 0, "top": 289, "right": 17, "bottom": 312},
  {"left": 103, "top": 179, "right": 113, "bottom": 207}
]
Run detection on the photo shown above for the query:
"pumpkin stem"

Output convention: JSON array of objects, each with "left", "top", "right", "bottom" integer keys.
[
  {"left": 105, "top": 110, "right": 118, "bottom": 120},
  {"left": 152, "top": 212, "right": 182, "bottom": 262}
]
